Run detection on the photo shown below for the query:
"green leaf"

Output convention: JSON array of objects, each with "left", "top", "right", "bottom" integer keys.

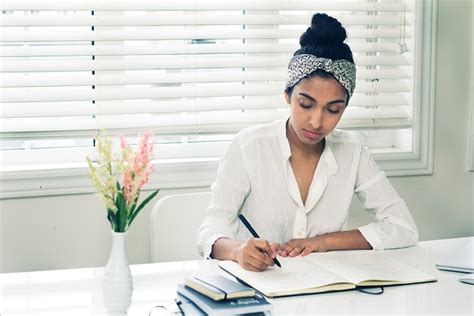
[
  {"left": 114, "top": 183, "right": 127, "bottom": 232},
  {"left": 128, "top": 189, "right": 160, "bottom": 227},
  {"left": 126, "top": 194, "right": 139, "bottom": 223},
  {"left": 107, "top": 209, "right": 116, "bottom": 231}
]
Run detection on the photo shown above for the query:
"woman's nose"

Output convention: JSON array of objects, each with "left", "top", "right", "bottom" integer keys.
[{"left": 310, "top": 110, "right": 323, "bottom": 129}]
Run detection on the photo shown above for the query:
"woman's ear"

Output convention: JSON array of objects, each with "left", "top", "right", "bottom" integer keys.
[{"left": 284, "top": 92, "right": 291, "bottom": 105}]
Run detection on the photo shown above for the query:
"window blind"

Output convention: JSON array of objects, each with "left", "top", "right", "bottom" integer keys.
[{"left": 0, "top": 0, "right": 415, "bottom": 163}]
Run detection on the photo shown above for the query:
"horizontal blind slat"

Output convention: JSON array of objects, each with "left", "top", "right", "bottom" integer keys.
[
  {"left": 0, "top": 106, "right": 411, "bottom": 136},
  {"left": 0, "top": 13, "right": 407, "bottom": 27},
  {"left": 0, "top": 93, "right": 409, "bottom": 118},
  {"left": 0, "top": 42, "right": 403, "bottom": 57},
  {"left": 0, "top": 1, "right": 409, "bottom": 12},
  {"left": 0, "top": 69, "right": 409, "bottom": 87},
  {"left": 0, "top": 81, "right": 409, "bottom": 103},
  {"left": 0, "top": 55, "right": 409, "bottom": 72},
  {"left": 1, "top": 28, "right": 409, "bottom": 42},
  {"left": 0, "top": 117, "right": 413, "bottom": 140}
]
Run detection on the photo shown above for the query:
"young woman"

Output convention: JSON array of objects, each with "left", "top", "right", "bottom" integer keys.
[{"left": 197, "top": 13, "right": 418, "bottom": 272}]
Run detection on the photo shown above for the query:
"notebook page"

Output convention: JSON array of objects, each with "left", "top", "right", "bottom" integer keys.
[
  {"left": 219, "top": 256, "right": 351, "bottom": 296},
  {"left": 306, "top": 251, "right": 435, "bottom": 285}
]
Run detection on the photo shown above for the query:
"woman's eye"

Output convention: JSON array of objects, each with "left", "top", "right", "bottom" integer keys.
[
  {"left": 299, "top": 103, "right": 312, "bottom": 109},
  {"left": 327, "top": 108, "right": 340, "bottom": 114}
]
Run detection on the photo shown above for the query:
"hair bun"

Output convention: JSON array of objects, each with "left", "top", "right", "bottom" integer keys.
[{"left": 299, "top": 13, "right": 347, "bottom": 47}]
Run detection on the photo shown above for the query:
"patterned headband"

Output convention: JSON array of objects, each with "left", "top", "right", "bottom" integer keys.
[{"left": 285, "top": 54, "right": 356, "bottom": 99}]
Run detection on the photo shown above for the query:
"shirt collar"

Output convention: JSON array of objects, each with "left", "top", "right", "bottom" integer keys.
[
  {"left": 277, "top": 118, "right": 291, "bottom": 162},
  {"left": 322, "top": 134, "right": 338, "bottom": 177}
]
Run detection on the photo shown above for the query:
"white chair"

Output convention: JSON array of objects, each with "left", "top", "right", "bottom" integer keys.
[{"left": 150, "top": 192, "right": 211, "bottom": 262}]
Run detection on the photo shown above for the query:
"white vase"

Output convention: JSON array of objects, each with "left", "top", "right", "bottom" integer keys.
[{"left": 102, "top": 231, "right": 133, "bottom": 315}]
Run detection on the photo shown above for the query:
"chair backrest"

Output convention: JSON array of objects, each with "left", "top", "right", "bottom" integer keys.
[{"left": 150, "top": 192, "right": 211, "bottom": 263}]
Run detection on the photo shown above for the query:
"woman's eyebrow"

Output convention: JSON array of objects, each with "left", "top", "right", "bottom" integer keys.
[
  {"left": 298, "top": 92, "right": 315, "bottom": 101},
  {"left": 298, "top": 92, "right": 345, "bottom": 105},
  {"left": 327, "top": 99, "right": 346, "bottom": 105}
]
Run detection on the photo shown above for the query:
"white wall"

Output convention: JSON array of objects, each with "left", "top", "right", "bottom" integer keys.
[
  {"left": 1, "top": 0, "right": 473, "bottom": 273},
  {"left": 0, "top": 188, "right": 206, "bottom": 272}
]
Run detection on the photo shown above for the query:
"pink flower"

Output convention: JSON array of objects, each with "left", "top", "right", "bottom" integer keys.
[
  {"left": 122, "top": 131, "right": 154, "bottom": 206},
  {"left": 120, "top": 136, "right": 127, "bottom": 150}
]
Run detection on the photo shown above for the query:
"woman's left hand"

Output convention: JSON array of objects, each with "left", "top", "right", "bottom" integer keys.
[{"left": 278, "top": 236, "right": 327, "bottom": 257}]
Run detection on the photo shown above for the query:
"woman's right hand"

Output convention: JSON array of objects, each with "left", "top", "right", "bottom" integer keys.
[{"left": 234, "top": 238, "right": 280, "bottom": 272}]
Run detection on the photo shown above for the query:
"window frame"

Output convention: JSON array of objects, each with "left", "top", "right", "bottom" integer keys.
[
  {"left": 469, "top": 0, "right": 474, "bottom": 172},
  {"left": 0, "top": 0, "right": 437, "bottom": 199}
]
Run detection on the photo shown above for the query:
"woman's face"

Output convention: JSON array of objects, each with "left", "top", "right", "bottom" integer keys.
[{"left": 286, "top": 76, "right": 347, "bottom": 148}]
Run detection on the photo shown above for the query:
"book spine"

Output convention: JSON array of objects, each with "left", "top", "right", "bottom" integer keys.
[{"left": 194, "top": 277, "right": 228, "bottom": 299}]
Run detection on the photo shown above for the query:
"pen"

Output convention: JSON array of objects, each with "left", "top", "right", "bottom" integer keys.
[{"left": 238, "top": 214, "right": 282, "bottom": 268}]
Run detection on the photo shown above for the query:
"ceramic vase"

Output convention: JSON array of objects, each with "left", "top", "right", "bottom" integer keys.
[{"left": 102, "top": 231, "right": 133, "bottom": 315}]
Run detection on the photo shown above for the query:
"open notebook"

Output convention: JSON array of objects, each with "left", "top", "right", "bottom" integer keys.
[{"left": 218, "top": 250, "right": 436, "bottom": 298}]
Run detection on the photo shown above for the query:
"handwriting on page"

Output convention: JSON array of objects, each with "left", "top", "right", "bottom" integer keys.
[{"left": 221, "top": 257, "right": 348, "bottom": 294}]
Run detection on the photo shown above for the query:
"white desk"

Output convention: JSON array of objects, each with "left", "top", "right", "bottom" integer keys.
[{"left": 1, "top": 237, "right": 473, "bottom": 315}]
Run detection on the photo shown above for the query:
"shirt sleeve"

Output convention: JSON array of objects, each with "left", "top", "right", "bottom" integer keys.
[
  {"left": 196, "top": 136, "right": 251, "bottom": 259},
  {"left": 355, "top": 145, "right": 419, "bottom": 250}
]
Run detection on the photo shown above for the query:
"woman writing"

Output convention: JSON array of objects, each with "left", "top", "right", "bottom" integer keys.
[{"left": 197, "top": 13, "right": 418, "bottom": 272}]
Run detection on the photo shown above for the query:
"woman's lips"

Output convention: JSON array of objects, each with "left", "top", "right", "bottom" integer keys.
[{"left": 303, "top": 129, "right": 323, "bottom": 139}]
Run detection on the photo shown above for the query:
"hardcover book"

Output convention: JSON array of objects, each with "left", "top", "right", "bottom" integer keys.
[
  {"left": 185, "top": 275, "right": 255, "bottom": 301},
  {"left": 177, "top": 284, "right": 272, "bottom": 315},
  {"left": 218, "top": 250, "right": 436, "bottom": 298}
]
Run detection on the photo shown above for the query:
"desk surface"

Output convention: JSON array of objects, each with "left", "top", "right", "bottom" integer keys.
[{"left": 1, "top": 237, "right": 473, "bottom": 315}]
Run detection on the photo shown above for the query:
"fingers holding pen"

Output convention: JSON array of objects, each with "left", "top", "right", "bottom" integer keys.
[
  {"left": 236, "top": 214, "right": 282, "bottom": 270},
  {"left": 254, "top": 238, "right": 279, "bottom": 259},
  {"left": 269, "top": 242, "right": 280, "bottom": 258},
  {"left": 236, "top": 238, "right": 280, "bottom": 271}
]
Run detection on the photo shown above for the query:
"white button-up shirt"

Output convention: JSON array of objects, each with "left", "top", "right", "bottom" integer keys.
[{"left": 197, "top": 119, "right": 418, "bottom": 259}]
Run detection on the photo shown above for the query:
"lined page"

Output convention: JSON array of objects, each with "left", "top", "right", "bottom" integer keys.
[
  {"left": 306, "top": 251, "right": 435, "bottom": 285},
  {"left": 218, "top": 256, "right": 352, "bottom": 296}
]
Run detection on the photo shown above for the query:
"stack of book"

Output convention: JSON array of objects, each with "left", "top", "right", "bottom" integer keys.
[{"left": 176, "top": 275, "right": 272, "bottom": 315}]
